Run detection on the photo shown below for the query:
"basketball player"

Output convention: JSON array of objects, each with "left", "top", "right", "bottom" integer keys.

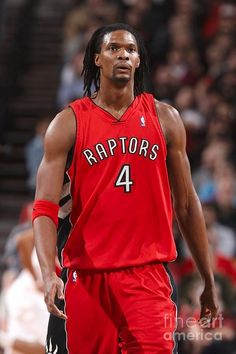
[{"left": 32, "top": 23, "right": 218, "bottom": 354}]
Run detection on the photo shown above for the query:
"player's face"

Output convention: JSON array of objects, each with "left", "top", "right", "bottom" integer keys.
[{"left": 95, "top": 30, "right": 140, "bottom": 84}]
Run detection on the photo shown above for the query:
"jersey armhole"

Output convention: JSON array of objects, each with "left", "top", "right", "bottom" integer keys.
[
  {"left": 66, "top": 105, "right": 78, "bottom": 171},
  {"left": 149, "top": 96, "right": 167, "bottom": 157}
]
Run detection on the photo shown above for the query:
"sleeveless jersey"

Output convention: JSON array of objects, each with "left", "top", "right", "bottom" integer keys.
[{"left": 57, "top": 93, "right": 177, "bottom": 270}]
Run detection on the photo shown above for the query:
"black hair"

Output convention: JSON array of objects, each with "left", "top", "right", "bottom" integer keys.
[{"left": 82, "top": 23, "right": 149, "bottom": 97}]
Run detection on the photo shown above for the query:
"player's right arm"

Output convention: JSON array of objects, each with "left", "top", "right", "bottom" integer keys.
[{"left": 33, "top": 108, "right": 76, "bottom": 319}]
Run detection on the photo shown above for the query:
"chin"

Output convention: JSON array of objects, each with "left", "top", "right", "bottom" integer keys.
[{"left": 113, "top": 75, "right": 131, "bottom": 83}]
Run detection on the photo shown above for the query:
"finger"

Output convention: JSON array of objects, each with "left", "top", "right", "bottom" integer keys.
[
  {"left": 201, "top": 308, "right": 211, "bottom": 317},
  {"left": 199, "top": 307, "right": 212, "bottom": 326},
  {"left": 47, "top": 303, "right": 67, "bottom": 320},
  {"left": 200, "top": 306, "right": 208, "bottom": 320},
  {"left": 57, "top": 282, "right": 65, "bottom": 300},
  {"left": 199, "top": 308, "right": 219, "bottom": 327},
  {"left": 211, "top": 306, "right": 219, "bottom": 318},
  {"left": 44, "top": 286, "right": 56, "bottom": 306},
  {"left": 201, "top": 306, "right": 218, "bottom": 320},
  {"left": 199, "top": 316, "right": 211, "bottom": 327}
]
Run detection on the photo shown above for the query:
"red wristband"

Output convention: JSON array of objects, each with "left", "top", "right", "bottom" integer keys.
[{"left": 32, "top": 200, "right": 59, "bottom": 228}]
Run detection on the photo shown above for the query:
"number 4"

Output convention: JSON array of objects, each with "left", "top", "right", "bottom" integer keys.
[{"left": 115, "top": 165, "right": 133, "bottom": 193}]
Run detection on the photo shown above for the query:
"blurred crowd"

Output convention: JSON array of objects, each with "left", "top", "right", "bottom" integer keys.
[{"left": 1, "top": 0, "right": 236, "bottom": 353}]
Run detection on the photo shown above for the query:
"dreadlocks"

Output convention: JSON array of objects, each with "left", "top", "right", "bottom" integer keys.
[{"left": 82, "top": 23, "right": 149, "bottom": 97}]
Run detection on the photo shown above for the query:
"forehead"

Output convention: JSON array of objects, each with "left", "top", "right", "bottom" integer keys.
[{"left": 102, "top": 30, "right": 138, "bottom": 47}]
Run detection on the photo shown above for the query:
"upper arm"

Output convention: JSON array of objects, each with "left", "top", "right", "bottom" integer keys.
[
  {"left": 35, "top": 108, "right": 76, "bottom": 203},
  {"left": 156, "top": 101, "right": 198, "bottom": 213}
]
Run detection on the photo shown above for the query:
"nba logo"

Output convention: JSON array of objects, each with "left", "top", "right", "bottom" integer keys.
[
  {"left": 140, "top": 116, "right": 146, "bottom": 127},
  {"left": 72, "top": 270, "right": 78, "bottom": 282}
]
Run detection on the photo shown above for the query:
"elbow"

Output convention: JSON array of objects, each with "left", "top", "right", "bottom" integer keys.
[
  {"left": 174, "top": 191, "right": 200, "bottom": 223},
  {"left": 174, "top": 202, "right": 189, "bottom": 223}
]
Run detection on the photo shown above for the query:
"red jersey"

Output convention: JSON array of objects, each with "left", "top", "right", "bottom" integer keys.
[{"left": 57, "top": 93, "right": 177, "bottom": 270}]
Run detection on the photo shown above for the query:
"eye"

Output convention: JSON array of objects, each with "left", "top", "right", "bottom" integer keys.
[
  {"left": 109, "top": 45, "right": 118, "bottom": 51},
  {"left": 128, "top": 47, "right": 136, "bottom": 53}
]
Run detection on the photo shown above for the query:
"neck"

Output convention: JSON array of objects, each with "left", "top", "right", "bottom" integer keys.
[{"left": 94, "top": 80, "right": 135, "bottom": 112}]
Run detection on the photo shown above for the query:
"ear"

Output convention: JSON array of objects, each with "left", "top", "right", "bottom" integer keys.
[
  {"left": 135, "top": 56, "right": 140, "bottom": 68},
  {"left": 94, "top": 53, "right": 101, "bottom": 68}
]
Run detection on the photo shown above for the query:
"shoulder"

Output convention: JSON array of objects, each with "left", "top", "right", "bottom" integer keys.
[
  {"left": 154, "top": 99, "right": 179, "bottom": 120},
  {"left": 50, "top": 106, "right": 75, "bottom": 127},
  {"left": 44, "top": 107, "right": 76, "bottom": 155},
  {"left": 69, "top": 96, "right": 91, "bottom": 112},
  {"left": 154, "top": 99, "right": 186, "bottom": 148}
]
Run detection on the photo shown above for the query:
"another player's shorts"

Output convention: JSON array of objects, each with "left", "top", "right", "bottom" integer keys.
[{"left": 46, "top": 263, "right": 178, "bottom": 354}]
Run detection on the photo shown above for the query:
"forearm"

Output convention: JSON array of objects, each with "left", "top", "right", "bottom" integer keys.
[
  {"left": 13, "top": 339, "right": 44, "bottom": 354},
  {"left": 33, "top": 216, "right": 58, "bottom": 281},
  {"left": 17, "top": 230, "right": 36, "bottom": 280},
  {"left": 175, "top": 194, "right": 214, "bottom": 287},
  {"left": 33, "top": 216, "right": 67, "bottom": 319}
]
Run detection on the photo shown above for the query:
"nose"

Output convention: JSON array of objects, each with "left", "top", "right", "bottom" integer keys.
[{"left": 117, "top": 48, "right": 129, "bottom": 60}]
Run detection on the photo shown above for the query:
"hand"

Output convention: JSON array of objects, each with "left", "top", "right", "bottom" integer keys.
[
  {"left": 43, "top": 272, "right": 67, "bottom": 320},
  {"left": 35, "top": 278, "right": 44, "bottom": 293},
  {"left": 199, "top": 285, "right": 219, "bottom": 326}
]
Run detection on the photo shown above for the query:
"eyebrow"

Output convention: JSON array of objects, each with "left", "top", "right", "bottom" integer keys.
[{"left": 107, "top": 42, "right": 137, "bottom": 47}]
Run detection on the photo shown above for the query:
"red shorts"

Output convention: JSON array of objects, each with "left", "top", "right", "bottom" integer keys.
[{"left": 64, "top": 263, "right": 177, "bottom": 354}]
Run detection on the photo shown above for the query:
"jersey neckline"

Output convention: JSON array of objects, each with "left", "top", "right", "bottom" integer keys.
[{"left": 86, "top": 95, "right": 140, "bottom": 123}]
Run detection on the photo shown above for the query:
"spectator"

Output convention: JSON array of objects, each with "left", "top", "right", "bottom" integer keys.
[
  {"left": 0, "top": 229, "right": 48, "bottom": 354},
  {"left": 57, "top": 50, "right": 85, "bottom": 109},
  {"left": 24, "top": 117, "right": 51, "bottom": 194},
  {"left": 2, "top": 202, "right": 33, "bottom": 278},
  {"left": 214, "top": 167, "right": 236, "bottom": 232}
]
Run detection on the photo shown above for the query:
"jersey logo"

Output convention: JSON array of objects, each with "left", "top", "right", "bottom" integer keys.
[
  {"left": 46, "top": 338, "right": 58, "bottom": 354},
  {"left": 140, "top": 116, "right": 146, "bottom": 127},
  {"left": 72, "top": 270, "right": 78, "bottom": 282}
]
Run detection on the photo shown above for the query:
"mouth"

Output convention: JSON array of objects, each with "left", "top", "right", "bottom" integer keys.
[{"left": 115, "top": 64, "right": 131, "bottom": 72}]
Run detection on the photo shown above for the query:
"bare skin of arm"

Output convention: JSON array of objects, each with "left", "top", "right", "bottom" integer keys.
[
  {"left": 12, "top": 340, "right": 44, "bottom": 354},
  {"left": 156, "top": 100, "right": 218, "bottom": 321},
  {"left": 33, "top": 108, "right": 76, "bottom": 319},
  {"left": 16, "top": 229, "right": 36, "bottom": 281}
]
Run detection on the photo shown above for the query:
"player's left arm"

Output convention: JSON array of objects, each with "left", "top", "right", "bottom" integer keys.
[{"left": 156, "top": 101, "right": 219, "bottom": 322}]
